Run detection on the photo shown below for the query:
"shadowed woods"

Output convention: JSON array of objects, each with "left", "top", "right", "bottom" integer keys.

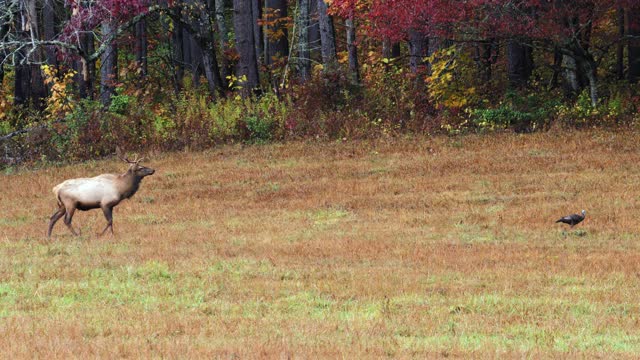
[{"left": 1, "top": 131, "right": 640, "bottom": 357}]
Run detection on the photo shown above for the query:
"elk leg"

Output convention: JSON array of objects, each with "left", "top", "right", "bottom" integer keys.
[
  {"left": 99, "top": 206, "right": 114, "bottom": 236},
  {"left": 47, "top": 206, "right": 66, "bottom": 238},
  {"left": 63, "top": 207, "right": 78, "bottom": 236}
]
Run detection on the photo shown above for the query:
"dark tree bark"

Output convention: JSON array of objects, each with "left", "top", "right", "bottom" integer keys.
[
  {"left": 190, "top": 36, "right": 204, "bottom": 86},
  {"left": 14, "top": 53, "right": 31, "bottom": 107},
  {"left": 100, "top": 20, "right": 118, "bottom": 106},
  {"left": 183, "top": 30, "right": 193, "bottom": 72},
  {"left": 252, "top": 0, "right": 263, "bottom": 64},
  {"left": 0, "top": 18, "right": 6, "bottom": 85},
  {"left": 408, "top": 30, "right": 427, "bottom": 74},
  {"left": 474, "top": 40, "right": 497, "bottom": 83},
  {"left": 85, "top": 34, "right": 96, "bottom": 98},
  {"left": 135, "top": 20, "right": 148, "bottom": 77},
  {"left": 629, "top": 6, "right": 640, "bottom": 83},
  {"left": 297, "top": 0, "right": 311, "bottom": 81},
  {"left": 214, "top": 0, "right": 232, "bottom": 81},
  {"left": 507, "top": 40, "right": 533, "bottom": 88},
  {"left": 345, "top": 17, "right": 359, "bottom": 84},
  {"left": 8, "top": 2, "right": 24, "bottom": 103},
  {"left": 562, "top": 54, "right": 581, "bottom": 93},
  {"left": 264, "top": 0, "right": 289, "bottom": 65},
  {"left": 557, "top": 7, "right": 599, "bottom": 106},
  {"left": 14, "top": 0, "right": 46, "bottom": 109},
  {"left": 202, "top": 41, "right": 225, "bottom": 98},
  {"left": 550, "top": 46, "right": 562, "bottom": 89},
  {"left": 308, "top": 0, "right": 320, "bottom": 60},
  {"left": 172, "top": 5, "right": 185, "bottom": 92},
  {"left": 200, "top": 0, "right": 226, "bottom": 96},
  {"left": 233, "top": 0, "right": 261, "bottom": 96},
  {"left": 382, "top": 38, "right": 400, "bottom": 59},
  {"left": 616, "top": 7, "right": 624, "bottom": 80},
  {"left": 264, "top": 0, "right": 289, "bottom": 89},
  {"left": 317, "top": 0, "right": 337, "bottom": 72},
  {"left": 43, "top": 0, "right": 58, "bottom": 68},
  {"left": 75, "top": 23, "right": 96, "bottom": 100}
]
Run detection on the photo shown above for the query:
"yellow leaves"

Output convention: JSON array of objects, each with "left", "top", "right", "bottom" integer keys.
[
  {"left": 0, "top": 99, "right": 9, "bottom": 121},
  {"left": 41, "top": 65, "right": 76, "bottom": 120},
  {"left": 337, "top": 50, "right": 349, "bottom": 64},
  {"left": 313, "top": 64, "right": 324, "bottom": 76},
  {"left": 425, "top": 46, "right": 478, "bottom": 110},
  {"left": 226, "top": 74, "right": 248, "bottom": 90}
]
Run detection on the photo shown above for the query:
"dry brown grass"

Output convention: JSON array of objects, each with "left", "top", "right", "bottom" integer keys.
[{"left": 2, "top": 130, "right": 640, "bottom": 358}]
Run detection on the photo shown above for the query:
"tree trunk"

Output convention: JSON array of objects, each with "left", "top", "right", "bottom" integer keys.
[
  {"left": 0, "top": 19, "right": 7, "bottom": 85},
  {"left": 562, "top": 54, "right": 581, "bottom": 95},
  {"left": 550, "top": 47, "right": 562, "bottom": 89},
  {"left": 172, "top": 5, "right": 185, "bottom": 93},
  {"left": 14, "top": 53, "right": 31, "bottom": 107},
  {"left": 233, "top": 0, "right": 261, "bottom": 96},
  {"left": 199, "top": 0, "right": 225, "bottom": 98},
  {"left": 264, "top": 0, "right": 289, "bottom": 65},
  {"left": 582, "top": 55, "right": 598, "bottom": 106},
  {"left": 85, "top": 34, "right": 96, "bottom": 98},
  {"left": 135, "top": 20, "right": 148, "bottom": 77},
  {"left": 507, "top": 40, "right": 533, "bottom": 88},
  {"left": 382, "top": 38, "right": 400, "bottom": 59},
  {"left": 297, "top": 0, "right": 311, "bottom": 81},
  {"left": 475, "top": 40, "right": 497, "bottom": 83},
  {"left": 345, "top": 17, "right": 359, "bottom": 84},
  {"left": 202, "top": 43, "right": 225, "bottom": 99},
  {"left": 75, "top": 28, "right": 96, "bottom": 99},
  {"left": 14, "top": 0, "right": 46, "bottom": 109},
  {"left": 100, "top": 20, "right": 118, "bottom": 106},
  {"left": 13, "top": 3, "right": 29, "bottom": 106},
  {"left": 183, "top": 30, "right": 193, "bottom": 73},
  {"left": 43, "top": 0, "right": 58, "bottom": 68},
  {"left": 308, "top": 0, "right": 320, "bottom": 61},
  {"left": 317, "top": 0, "right": 337, "bottom": 72},
  {"left": 214, "top": 0, "right": 232, "bottom": 81},
  {"left": 616, "top": 7, "right": 624, "bottom": 80},
  {"left": 264, "top": 0, "right": 289, "bottom": 89},
  {"left": 408, "top": 30, "right": 427, "bottom": 73},
  {"left": 629, "top": 6, "right": 640, "bottom": 83},
  {"left": 190, "top": 36, "right": 205, "bottom": 86},
  {"left": 252, "top": 0, "right": 263, "bottom": 65}
]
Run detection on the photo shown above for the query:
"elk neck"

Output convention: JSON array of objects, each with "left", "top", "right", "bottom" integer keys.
[{"left": 118, "top": 170, "right": 143, "bottom": 199}]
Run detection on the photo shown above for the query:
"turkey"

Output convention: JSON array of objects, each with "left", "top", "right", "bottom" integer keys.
[{"left": 555, "top": 210, "right": 586, "bottom": 228}]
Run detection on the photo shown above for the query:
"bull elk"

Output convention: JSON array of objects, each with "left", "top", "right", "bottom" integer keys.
[{"left": 47, "top": 151, "right": 155, "bottom": 238}]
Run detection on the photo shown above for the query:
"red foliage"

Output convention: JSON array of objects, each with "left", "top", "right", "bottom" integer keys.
[
  {"left": 62, "top": 0, "right": 155, "bottom": 44},
  {"left": 330, "top": 0, "right": 637, "bottom": 44}
]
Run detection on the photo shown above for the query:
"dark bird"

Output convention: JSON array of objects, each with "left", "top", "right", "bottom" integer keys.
[{"left": 556, "top": 210, "right": 586, "bottom": 228}]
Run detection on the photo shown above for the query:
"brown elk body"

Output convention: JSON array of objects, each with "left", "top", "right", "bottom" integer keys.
[{"left": 47, "top": 155, "right": 154, "bottom": 238}]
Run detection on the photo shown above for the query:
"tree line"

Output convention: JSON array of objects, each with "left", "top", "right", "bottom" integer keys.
[{"left": 1, "top": 0, "right": 639, "bottom": 122}]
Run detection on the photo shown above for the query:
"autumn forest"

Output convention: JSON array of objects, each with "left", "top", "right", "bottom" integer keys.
[{"left": 0, "top": 0, "right": 638, "bottom": 163}]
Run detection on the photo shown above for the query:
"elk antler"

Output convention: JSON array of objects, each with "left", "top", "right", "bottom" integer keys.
[{"left": 116, "top": 146, "right": 137, "bottom": 164}]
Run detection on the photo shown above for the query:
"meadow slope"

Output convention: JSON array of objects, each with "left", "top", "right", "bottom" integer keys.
[{"left": 1, "top": 131, "right": 640, "bottom": 357}]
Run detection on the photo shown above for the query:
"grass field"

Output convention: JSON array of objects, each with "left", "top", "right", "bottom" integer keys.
[{"left": 2, "top": 131, "right": 640, "bottom": 357}]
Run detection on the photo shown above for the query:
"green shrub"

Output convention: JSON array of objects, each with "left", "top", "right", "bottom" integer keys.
[
  {"left": 153, "top": 115, "right": 176, "bottom": 140},
  {"left": 470, "top": 90, "right": 559, "bottom": 132},
  {"left": 49, "top": 98, "right": 104, "bottom": 160},
  {"left": 108, "top": 88, "right": 132, "bottom": 115},
  {"left": 244, "top": 115, "right": 273, "bottom": 143},
  {"left": 208, "top": 97, "right": 244, "bottom": 141},
  {"left": 0, "top": 121, "right": 11, "bottom": 135},
  {"left": 554, "top": 89, "right": 637, "bottom": 127}
]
